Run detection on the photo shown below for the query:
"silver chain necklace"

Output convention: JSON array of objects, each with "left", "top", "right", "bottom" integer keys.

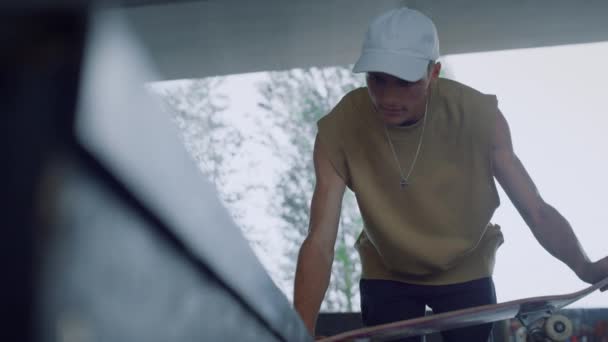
[{"left": 383, "top": 96, "right": 430, "bottom": 189}]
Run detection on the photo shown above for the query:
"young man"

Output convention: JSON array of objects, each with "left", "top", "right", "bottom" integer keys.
[{"left": 293, "top": 7, "right": 608, "bottom": 342}]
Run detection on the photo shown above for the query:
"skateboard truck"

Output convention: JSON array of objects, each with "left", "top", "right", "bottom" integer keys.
[
  {"left": 319, "top": 277, "right": 607, "bottom": 342},
  {"left": 516, "top": 304, "right": 573, "bottom": 341}
]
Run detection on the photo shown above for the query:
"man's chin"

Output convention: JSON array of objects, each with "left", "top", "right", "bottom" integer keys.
[{"left": 381, "top": 115, "right": 408, "bottom": 126}]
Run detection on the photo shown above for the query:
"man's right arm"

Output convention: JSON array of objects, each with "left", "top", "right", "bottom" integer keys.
[{"left": 293, "top": 135, "right": 346, "bottom": 335}]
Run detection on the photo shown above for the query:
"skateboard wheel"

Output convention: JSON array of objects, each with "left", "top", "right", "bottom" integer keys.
[{"left": 544, "top": 314, "right": 573, "bottom": 341}]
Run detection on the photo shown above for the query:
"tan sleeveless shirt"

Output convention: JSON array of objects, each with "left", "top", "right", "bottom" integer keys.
[{"left": 317, "top": 78, "right": 504, "bottom": 285}]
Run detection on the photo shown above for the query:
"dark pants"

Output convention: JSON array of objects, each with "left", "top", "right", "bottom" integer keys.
[{"left": 360, "top": 277, "right": 496, "bottom": 342}]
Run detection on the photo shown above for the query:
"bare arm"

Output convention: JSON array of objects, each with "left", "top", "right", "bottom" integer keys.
[
  {"left": 293, "top": 135, "right": 346, "bottom": 335},
  {"left": 492, "top": 110, "right": 607, "bottom": 284}
]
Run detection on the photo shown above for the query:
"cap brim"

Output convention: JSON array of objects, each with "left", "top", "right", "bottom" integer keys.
[{"left": 353, "top": 51, "right": 429, "bottom": 82}]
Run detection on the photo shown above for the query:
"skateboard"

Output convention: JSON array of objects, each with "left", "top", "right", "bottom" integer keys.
[{"left": 319, "top": 276, "right": 608, "bottom": 341}]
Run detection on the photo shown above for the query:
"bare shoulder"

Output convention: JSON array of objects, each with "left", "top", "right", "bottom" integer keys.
[
  {"left": 313, "top": 135, "right": 346, "bottom": 192},
  {"left": 492, "top": 108, "right": 513, "bottom": 153},
  {"left": 491, "top": 109, "right": 519, "bottom": 181}
]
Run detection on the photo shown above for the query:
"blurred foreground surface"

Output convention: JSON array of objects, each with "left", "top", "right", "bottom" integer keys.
[{"left": 2, "top": 5, "right": 309, "bottom": 342}]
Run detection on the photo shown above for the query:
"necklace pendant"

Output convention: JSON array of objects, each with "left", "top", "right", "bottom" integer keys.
[{"left": 400, "top": 179, "right": 409, "bottom": 188}]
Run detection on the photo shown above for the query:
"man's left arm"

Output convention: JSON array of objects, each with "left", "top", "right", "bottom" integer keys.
[{"left": 491, "top": 109, "right": 608, "bottom": 286}]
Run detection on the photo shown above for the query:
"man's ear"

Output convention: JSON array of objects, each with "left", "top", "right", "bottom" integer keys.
[{"left": 431, "top": 62, "right": 442, "bottom": 79}]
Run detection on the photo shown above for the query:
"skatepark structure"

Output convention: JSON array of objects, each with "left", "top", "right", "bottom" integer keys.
[{"left": 3, "top": 1, "right": 608, "bottom": 341}]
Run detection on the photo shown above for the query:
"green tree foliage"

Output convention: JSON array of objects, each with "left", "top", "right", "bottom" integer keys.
[
  {"left": 257, "top": 67, "right": 364, "bottom": 311},
  {"left": 152, "top": 77, "right": 246, "bottom": 218}
]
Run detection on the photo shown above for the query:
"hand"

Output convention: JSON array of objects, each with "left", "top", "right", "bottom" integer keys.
[{"left": 577, "top": 256, "right": 608, "bottom": 291}]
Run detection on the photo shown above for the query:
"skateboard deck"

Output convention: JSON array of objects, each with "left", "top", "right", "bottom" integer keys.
[{"left": 320, "top": 276, "right": 608, "bottom": 341}]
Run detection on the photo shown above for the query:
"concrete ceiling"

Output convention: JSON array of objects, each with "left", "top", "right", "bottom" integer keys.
[{"left": 117, "top": 0, "right": 608, "bottom": 81}]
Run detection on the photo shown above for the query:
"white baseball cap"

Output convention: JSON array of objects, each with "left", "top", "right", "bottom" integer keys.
[{"left": 353, "top": 7, "right": 440, "bottom": 81}]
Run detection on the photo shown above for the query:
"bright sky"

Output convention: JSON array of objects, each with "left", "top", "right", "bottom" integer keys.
[{"left": 182, "top": 41, "right": 608, "bottom": 309}]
